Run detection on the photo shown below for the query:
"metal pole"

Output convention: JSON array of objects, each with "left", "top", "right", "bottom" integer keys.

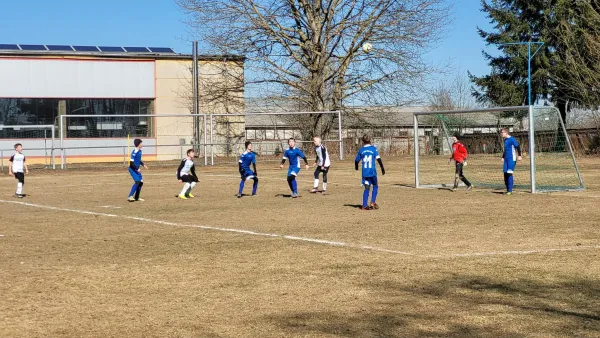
[
  {"left": 51, "top": 124, "right": 56, "bottom": 169},
  {"left": 60, "top": 115, "right": 65, "bottom": 169},
  {"left": 528, "top": 43, "right": 532, "bottom": 106},
  {"left": 528, "top": 105, "right": 536, "bottom": 193},
  {"left": 1, "top": 150, "right": 3, "bottom": 171},
  {"left": 556, "top": 107, "right": 585, "bottom": 189},
  {"left": 210, "top": 114, "right": 214, "bottom": 166},
  {"left": 192, "top": 41, "right": 200, "bottom": 149},
  {"left": 338, "top": 111, "right": 343, "bottom": 160},
  {"left": 413, "top": 114, "right": 420, "bottom": 188},
  {"left": 203, "top": 115, "right": 207, "bottom": 166}
]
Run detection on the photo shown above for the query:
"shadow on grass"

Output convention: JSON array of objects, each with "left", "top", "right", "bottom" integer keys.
[
  {"left": 266, "top": 275, "right": 600, "bottom": 337},
  {"left": 343, "top": 204, "right": 364, "bottom": 209}
]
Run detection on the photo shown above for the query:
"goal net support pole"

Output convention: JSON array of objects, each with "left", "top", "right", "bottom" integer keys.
[{"left": 413, "top": 105, "right": 584, "bottom": 193}]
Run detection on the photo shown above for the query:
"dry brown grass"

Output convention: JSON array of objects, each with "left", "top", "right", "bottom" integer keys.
[{"left": 0, "top": 157, "right": 599, "bottom": 337}]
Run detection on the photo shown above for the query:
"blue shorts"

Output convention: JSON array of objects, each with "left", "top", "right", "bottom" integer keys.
[
  {"left": 287, "top": 167, "right": 300, "bottom": 177},
  {"left": 503, "top": 160, "right": 516, "bottom": 174},
  {"left": 362, "top": 176, "right": 378, "bottom": 187},
  {"left": 128, "top": 167, "right": 143, "bottom": 182},
  {"left": 241, "top": 169, "right": 255, "bottom": 180}
]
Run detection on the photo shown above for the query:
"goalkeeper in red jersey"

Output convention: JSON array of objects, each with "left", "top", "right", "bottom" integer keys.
[{"left": 448, "top": 133, "right": 473, "bottom": 191}]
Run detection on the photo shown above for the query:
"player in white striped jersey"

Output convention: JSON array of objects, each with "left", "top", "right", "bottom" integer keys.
[
  {"left": 310, "top": 137, "right": 330, "bottom": 194},
  {"left": 8, "top": 143, "right": 28, "bottom": 198},
  {"left": 176, "top": 149, "right": 198, "bottom": 199}
]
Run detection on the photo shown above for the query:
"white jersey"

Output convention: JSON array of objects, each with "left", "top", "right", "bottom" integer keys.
[
  {"left": 315, "top": 145, "right": 331, "bottom": 167},
  {"left": 10, "top": 152, "right": 26, "bottom": 173},
  {"left": 176, "top": 158, "right": 196, "bottom": 179}
]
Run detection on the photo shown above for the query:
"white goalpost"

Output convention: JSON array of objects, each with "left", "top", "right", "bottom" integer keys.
[
  {"left": 413, "top": 106, "right": 584, "bottom": 193},
  {"left": 0, "top": 124, "right": 56, "bottom": 169}
]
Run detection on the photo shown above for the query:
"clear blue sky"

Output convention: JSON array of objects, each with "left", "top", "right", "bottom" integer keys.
[{"left": 0, "top": 0, "right": 494, "bottom": 79}]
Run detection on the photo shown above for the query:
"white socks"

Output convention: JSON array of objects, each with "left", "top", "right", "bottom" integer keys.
[
  {"left": 313, "top": 179, "right": 319, "bottom": 189},
  {"left": 16, "top": 183, "right": 23, "bottom": 195},
  {"left": 188, "top": 182, "right": 197, "bottom": 194},
  {"left": 322, "top": 182, "right": 327, "bottom": 191},
  {"left": 180, "top": 183, "right": 191, "bottom": 196}
]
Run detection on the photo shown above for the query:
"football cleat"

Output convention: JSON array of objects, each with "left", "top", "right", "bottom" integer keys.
[
  {"left": 466, "top": 185, "right": 473, "bottom": 191},
  {"left": 178, "top": 195, "right": 188, "bottom": 200},
  {"left": 361, "top": 206, "right": 371, "bottom": 211},
  {"left": 506, "top": 192, "right": 512, "bottom": 196},
  {"left": 292, "top": 193, "right": 299, "bottom": 198},
  {"left": 236, "top": 193, "right": 242, "bottom": 198},
  {"left": 310, "top": 188, "right": 318, "bottom": 193},
  {"left": 187, "top": 193, "right": 195, "bottom": 198},
  {"left": 127, "top": 196, "right": 135, "bottom": 202},
  {"left": 136, "top": 198, "right": 145, "bottom": 202},
  {"left": 370, "top": 203, "right": 379, "bottom": 210}
]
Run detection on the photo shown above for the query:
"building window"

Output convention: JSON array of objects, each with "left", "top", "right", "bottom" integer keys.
[{"left": 0, "top": 98, "right": 153, "bottom": 138}]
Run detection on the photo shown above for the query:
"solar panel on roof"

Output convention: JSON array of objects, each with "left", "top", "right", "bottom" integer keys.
[
  {"left": 124, "top": 47, "right": 150, "bottom": 53},
  {"left": 0, "top": 44, "right": 20, "bottom": 50},
  {"left": 148, "top": 47, "right": 175, "bottom": 53},
  {"left": 46, "top": 45, "right": 74, "bottom": 51},
  {"left": 73, "top": 45, "right": 99, "bottom": 52},
  {"left": 99, "top": 46, "right": 125, "bottom": 52},
  {"left": 19, "top": 44, "right": 48, "bottom": 51}
]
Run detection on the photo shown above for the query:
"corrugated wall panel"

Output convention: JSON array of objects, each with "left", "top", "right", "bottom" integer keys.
[{"left": 0, "top": 59, "right": 155, "bottom": 98}]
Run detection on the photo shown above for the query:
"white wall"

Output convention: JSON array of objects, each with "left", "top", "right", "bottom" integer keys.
[{"left": 0, "top": 58, "right": 155, "bottom": 98}]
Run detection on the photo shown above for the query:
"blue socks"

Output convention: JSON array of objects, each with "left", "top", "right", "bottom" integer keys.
[
  {"left": 372, "top": 186, "right": 378, "bottom": 204},
  {"left": 291, "top": 179, "right": 297, "bottom": 194},
  {"left": 238, "top": 180, "right": 245, "bottom": 195},
  {"left": 252, "top": 179, "right": 258, "bottom": 195},
  {"left": 129, "top": 183, "right": 138, "bottom": 197},
  {"left": 508, "top": 174, "right": 514, "bottom": 193},
  {"left": 363, "top": 188, "right": 370, "bottom": 207}
]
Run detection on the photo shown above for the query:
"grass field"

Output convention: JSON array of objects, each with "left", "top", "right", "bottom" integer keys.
[{"left": 1, "top": 156, "right": 599, "bottom": 337}]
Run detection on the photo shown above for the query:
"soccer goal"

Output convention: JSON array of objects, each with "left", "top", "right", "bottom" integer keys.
[
  {"left": 413, "top": 106, "right": 584, "bottom": 193},
  {"left": 0, "top": 124, "right": 56, "bottom": 169},
  {"left": 58, "top": 114, "right": 208, "bottom": 169}
]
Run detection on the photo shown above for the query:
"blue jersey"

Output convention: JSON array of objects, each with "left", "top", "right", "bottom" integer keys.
[
  {"left": 239, "top": 151, "right": 256, "bottom": 170},
  {"left": 283, "top": 147, "right": 306, "bottom": 169},
  {"left": 130, "top": 148, "right": 144, "bottom": 169},
  {"left": 355, "top": 145, "right": 380, "bottom": 178},
  {"left": 503, "top": 136, "right": 519, "bottom": 162}
]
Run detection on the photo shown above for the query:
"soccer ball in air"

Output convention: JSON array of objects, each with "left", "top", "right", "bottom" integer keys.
[{"left": 362, "top": 43, "right": 373, "bottom": 53}]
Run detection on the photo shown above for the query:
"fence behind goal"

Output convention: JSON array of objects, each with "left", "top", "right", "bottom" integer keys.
[
  {"left": 57, "top": 114, "right": 208, "bottom": 169},
  {"left": 55, "top": 111, "right": 342, "bottom": 168},
  {"left": 0, "top": 125, "right": 56, "bottom": 170},
  {"left": 413, "top": 106, "right": 584, "bottom": 193}
]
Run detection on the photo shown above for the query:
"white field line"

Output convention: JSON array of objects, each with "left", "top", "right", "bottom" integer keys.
[
  {"left": 0, "top": 199, "right": 413, "bottom": 256},
  {"left": 1, "top": 199, "right": 599, "bottom": 259}
]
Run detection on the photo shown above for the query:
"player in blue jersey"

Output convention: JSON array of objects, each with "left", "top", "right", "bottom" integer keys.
[
  {"left": 280, "top": 138, "right": 309, "bottom": 198},
  {"left": 237, "top": 141, "right": 259, "bottom": 198},
  {"left": 128, "top": 139, "right": 148, "bottom": 202},
  {"left": 355, "top": 135, "right": 385, "bottom": 210},
  {"left": 501, "top": 128, "right": 522, "bottom": 195}
]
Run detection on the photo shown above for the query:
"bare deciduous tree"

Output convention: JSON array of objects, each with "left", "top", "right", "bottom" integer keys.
[{"left": 177, "top": 0, "right": 449, "bottom": 139}]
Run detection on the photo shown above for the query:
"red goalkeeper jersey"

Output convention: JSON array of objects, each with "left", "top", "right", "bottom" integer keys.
[{"left": 451, "top": 142, "right": 468, "bottom": 163}]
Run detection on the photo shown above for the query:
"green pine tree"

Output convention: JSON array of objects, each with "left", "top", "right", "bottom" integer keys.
[{"left": 470, "top": 0, "right": 600, "bottom": 122}]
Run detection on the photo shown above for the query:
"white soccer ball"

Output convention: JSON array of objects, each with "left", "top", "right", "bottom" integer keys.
[{"left": 362, "top": 43, "right": 373, "bottom": 53}]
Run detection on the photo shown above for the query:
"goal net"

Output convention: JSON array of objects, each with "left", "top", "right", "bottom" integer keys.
[
  {"left": 0, "top": 124, "right": 56, "bottom": 169},
  {"left": 59, "top": 114, "right": 207, "bottom": 168},
  {"left": 413, "top": 106, "right": 584, "bottom": 193}
]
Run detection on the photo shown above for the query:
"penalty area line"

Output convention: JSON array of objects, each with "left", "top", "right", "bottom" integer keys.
[
  {"left": 1, "top": 199, "right": 598, "bottom": 259},
  {"left": 0, "top": 199, "right": 414, "bottom": 257}
]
